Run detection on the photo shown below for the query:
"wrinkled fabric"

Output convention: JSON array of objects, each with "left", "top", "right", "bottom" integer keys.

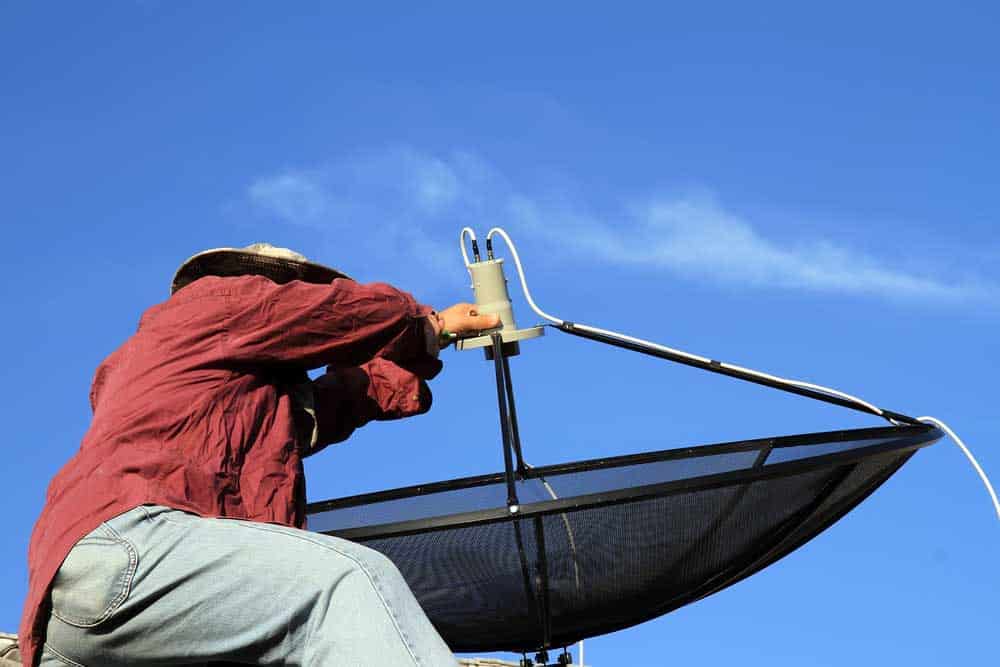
[
  {"left": 19, "top": 275, "right": 441, "bottom": 666},
  {"left": 39, "top": 506, "right": 457, "bottom": 666}
]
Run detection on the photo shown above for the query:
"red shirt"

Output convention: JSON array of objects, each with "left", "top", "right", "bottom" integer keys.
[{"left": 19, "top": 275, "right": 441, "bottom": 666}]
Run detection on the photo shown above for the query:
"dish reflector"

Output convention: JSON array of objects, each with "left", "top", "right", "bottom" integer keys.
[{"left": 308, "top": 424, "right": 940, "bottom": 653}]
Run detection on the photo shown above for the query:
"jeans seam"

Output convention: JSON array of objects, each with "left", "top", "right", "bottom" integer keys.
[
  {"left": 50, "top": 526, "right": 138, "bottom": 628},
  {"left": 221, "top": 519, "right": 423, "bottom": 667},
  {"left": 155, "top": 513, "right": 192, "bottom": 527},
  {"left": 99, "top": 523, "right": 139, "bottom": 625},
  {"left": 139, "top": 505, "right": 197, "bottom": 528},
  {"left": 42, "top": 642, "right": 86, "bottom": 667}
]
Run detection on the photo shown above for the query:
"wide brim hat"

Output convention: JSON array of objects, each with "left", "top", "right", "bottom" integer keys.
[{"left": 171, "top": 243, "right": 352, "bottom": 294}]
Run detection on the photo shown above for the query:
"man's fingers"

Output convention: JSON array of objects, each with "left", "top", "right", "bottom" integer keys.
[
  {"left": 439, "top": 303, "right": 503, "bottom": 334},
  {"left": 455, "top": 313, "right": 500, "bottom": 332},
  {"left": 462, "top": 312, "right": 500, "bottom": 328},
  {"left": 479, "top": 313, "right": 502, "bottom": 328}
]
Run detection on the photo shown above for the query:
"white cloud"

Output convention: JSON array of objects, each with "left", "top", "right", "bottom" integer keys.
[
  {"left": 246, "top": 148, "right": 993, "bottom": 304},
  {"left": 248, "top": 172, "right": 332, "bottom": 226},
  {"left": 608, "top": 196, "right": 980, "bottom": 301}
]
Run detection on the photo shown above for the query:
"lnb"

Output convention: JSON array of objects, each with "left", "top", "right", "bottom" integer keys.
[{"left": 456, "top": 256, "right": 545, "bottom": 359}]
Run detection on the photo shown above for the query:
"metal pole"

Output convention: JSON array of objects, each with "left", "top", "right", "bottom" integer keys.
[
  {"left": 556, "top": 322, "right": 920, "bottom": 425},
  {"left": 492, "top": 333, "right": 521, "bottom": 510},
  {"left": 533, "top": 517, "right": 553, "bottom": 651},
  {"left": 501, "top": 353, "right": 528, "bottom": 475}
]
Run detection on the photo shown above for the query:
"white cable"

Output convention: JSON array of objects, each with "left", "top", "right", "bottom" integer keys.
[
  {"left": 460, "top": 227, "right": 478, "bottom": 268},
  {"left": 526, "top": 464, "right": 584, "bottom": 592},
  {"left": 720, "top": 361, "right": 891, "bottom": 420},
  {"left": 917, "top": 416, "right": 1000, "bottom": 522},
  {"left": 485, "top": 227, "right": 565, "bottom": 325},
  {"left": 521, "top": 463, "right": 586, "bottom": 664},
  {"left": 484, "top": 226, "right": 896, "bottom": 424},
  {"left": 573, "top": 324, "right": 897, "bottom": 422},
  {"left": 573, "top": 322, "right": 712, "bottom": 364}
]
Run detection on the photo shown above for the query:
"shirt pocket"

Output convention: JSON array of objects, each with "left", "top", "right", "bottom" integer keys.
[{"left": 50, "top": 526, "right": 137, "bottom": 628}]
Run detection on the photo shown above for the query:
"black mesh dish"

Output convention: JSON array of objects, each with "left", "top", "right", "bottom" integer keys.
[{"left": 307, "top": 424, "right": 941, "bottom": 653}]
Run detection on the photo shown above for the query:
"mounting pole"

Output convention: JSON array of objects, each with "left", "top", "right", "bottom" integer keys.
[
  {"left": 491, "top": 332, "right": 557, "bottom": 657},
  {"left": 501, "top": 353, "right": 528, "bottom": 475},
  {"left": 491, "top": 332, "right": 522, "bottom": 511}
]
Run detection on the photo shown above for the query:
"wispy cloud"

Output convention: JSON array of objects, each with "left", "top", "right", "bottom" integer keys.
[{"left": 247, "top": 148, "right": 993, "bottom": 304}]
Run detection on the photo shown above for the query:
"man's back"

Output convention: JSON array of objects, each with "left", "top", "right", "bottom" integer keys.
[{"left": 20, "top": 271, "right": 450, "bottom": 665}]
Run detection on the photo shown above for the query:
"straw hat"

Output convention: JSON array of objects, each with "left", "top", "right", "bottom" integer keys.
[{"left": 171, "top": 243, "right": 351, "bottom": 294}]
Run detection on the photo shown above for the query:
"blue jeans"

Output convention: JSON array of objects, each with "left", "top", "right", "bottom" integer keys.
[{"left": 40, "top": 505, "right": 457, "bottom": 666}]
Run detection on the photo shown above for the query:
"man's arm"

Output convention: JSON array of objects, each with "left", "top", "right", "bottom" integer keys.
[
  {"left": 301, "top": 302, "right": 502, "bottom": 455},
  {"left": 221, "top": 277, "right": 444, "bottom": 369},
  {"left": 303, "top": 358, "right": 434, "bottom": 456}
]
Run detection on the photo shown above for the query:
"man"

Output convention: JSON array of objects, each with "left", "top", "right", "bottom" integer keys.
[{"left": 19, "top": 244, "right": 499, "bottom": 666}]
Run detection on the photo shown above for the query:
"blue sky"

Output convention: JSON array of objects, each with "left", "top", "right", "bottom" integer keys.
[{"left": 2, "top": 2, "right": 998, "bottom": 665}]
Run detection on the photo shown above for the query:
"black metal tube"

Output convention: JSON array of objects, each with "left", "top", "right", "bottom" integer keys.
[
  {"left": 493, "top": 336, "right": 540, "bottom": 653},
  {"left": 492, "top": 333, "right": 520, "bottom": 508},
  {"left": 501, "top": 353, "right": 528, "bottom": 476},
  {"left": 556, "top": 322, "right": 921, "bottom": 425},
  {"left": 511, "top": 518, "right": 542, "bottom": 646},
  {"left": 532, "top": 517, "right": 553, "bottom": 650}
]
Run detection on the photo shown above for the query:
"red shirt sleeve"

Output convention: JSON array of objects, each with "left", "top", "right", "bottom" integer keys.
[
  {"left": 307, "top": 357, "right": 434, "bottom": 455},
  {"left": 224, "top": 277, "right": 438, "bottom": 370}
]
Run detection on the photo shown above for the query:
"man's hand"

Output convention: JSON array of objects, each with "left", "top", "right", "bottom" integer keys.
[{"left": 435, "top": 303, "right": 502, "bottom": 339}]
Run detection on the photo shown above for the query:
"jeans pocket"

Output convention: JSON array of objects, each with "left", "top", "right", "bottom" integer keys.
[{"left": 50, "top": 525, "right": 138, "bottom": 628}]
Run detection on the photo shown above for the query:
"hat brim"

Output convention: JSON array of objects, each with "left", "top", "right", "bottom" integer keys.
[{"left": 171, "top": 248, "right": 352, "bottom": 294}]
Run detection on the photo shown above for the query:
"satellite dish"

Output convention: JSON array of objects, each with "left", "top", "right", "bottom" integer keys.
[
  {"left": 307, "top": 228, "right": 993, "bottom": 664},
  {"left": 308, "top": 421, "right": 940, "bottom": 654}
]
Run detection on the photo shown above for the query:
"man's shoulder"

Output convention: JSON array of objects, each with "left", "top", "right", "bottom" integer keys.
[
  {"left": 169, "top": 274, "right": 278, "bottom": 300},
  {"left": 141, "top": 275, "right": 279, "bottom": 325}
]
